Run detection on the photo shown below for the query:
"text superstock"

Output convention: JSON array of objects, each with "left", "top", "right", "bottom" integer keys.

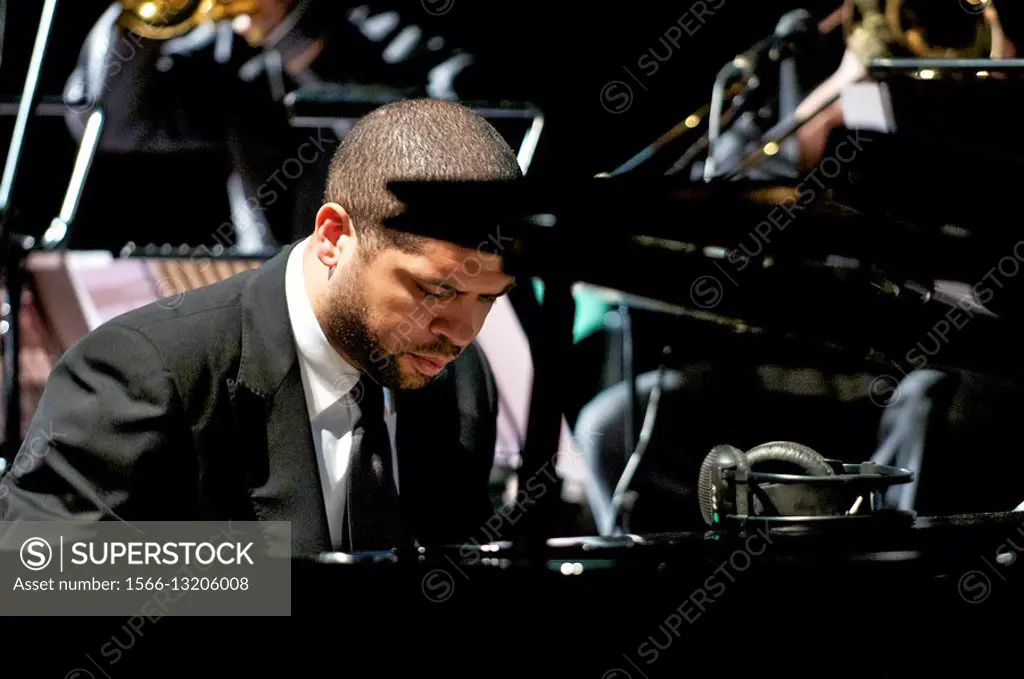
[{"left": 0, "top": 521, "right": 291, "bottom": 616}]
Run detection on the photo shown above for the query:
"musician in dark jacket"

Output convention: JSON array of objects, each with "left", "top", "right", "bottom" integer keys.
[
  {"left": 65, "top": 0, "right": 502, "bottom": 249},
  {"left": 0, "top": 99, "right": 522, "bottom": 554}
]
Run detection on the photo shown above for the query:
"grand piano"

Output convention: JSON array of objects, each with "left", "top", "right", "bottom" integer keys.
[
  {"left": 279, "top": 171, "right": 1024, "bottom": 675},
  {"left": 5, "top": 174, "right": 1024, "bottom": 676}
]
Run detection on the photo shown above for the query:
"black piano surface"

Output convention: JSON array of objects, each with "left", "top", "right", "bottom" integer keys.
[
  {"left": 7, "top": 511, "right": 1022, "bottom": 676},
  {"left": 285, "top": 511, "right": 1022, "bottom": 676}
]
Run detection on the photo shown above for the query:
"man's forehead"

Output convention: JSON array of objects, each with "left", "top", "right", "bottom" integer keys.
[
  {"left": 393, "top": 238, "right": 513, "bottom": 291},
  {"left": 416, "top": 237, "right": 506, "bottom": 270}
]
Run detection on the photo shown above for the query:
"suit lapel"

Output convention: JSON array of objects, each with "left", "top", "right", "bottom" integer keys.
[{"left": 229, "top": 242, "right": 331, "bottom": 554}]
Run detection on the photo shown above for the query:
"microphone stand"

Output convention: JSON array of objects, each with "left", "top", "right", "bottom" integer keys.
[
  {"left": 723, "top": 46, "right": 870, "bottom": 179},
  {"left": 603, "top": 82, "right": 746, "bottom": 179},
  {"left": 721, "top": 91, "right": 841, "bottom": 179},
  {"left": 606, "top": 7, "right": 841, "bottom": 180},
  {"left": 0, "top": 0, "right": 61, "bottom": 463},
  {"left": 40, "top": 108, "right": 106, "bottom": 250},
  {"left": 703, "top": 60, "right": 752, "bottom": 182}
]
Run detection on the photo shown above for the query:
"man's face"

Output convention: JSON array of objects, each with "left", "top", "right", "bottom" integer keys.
[{"left": 320, "top": 234, "right": 515, "bottom": 391}]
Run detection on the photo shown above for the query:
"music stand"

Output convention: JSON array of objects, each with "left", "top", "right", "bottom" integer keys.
[{"left": 284, "top": 84, "right": 546, "bottom": 174}]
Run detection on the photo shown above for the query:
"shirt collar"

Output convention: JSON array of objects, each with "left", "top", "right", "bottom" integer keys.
[{"left": 284, "top": 237, "right": 363, "bottom": 417}]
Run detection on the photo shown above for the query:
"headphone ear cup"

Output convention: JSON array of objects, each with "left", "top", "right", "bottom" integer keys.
[
  {"left": 743, "top": 441, "right": 834, "bottom": 476},
  {"left": 698, "top": 445, "right": 748, "bottom": 526}
]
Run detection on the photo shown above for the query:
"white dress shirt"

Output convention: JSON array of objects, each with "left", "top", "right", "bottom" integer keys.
[{"left": 284, "top": 238, "right": 398, "bottom": 549}]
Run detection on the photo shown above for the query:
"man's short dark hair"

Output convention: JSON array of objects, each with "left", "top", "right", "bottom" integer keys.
[{"left": 324, "top": 98, "right": 523, "bottom": 257}]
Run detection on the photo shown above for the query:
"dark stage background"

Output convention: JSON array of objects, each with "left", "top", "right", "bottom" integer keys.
[{"left": 0, "top": 0, "right": 841, "bottom": 251}]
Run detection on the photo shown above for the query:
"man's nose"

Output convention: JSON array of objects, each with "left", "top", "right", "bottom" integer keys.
[{"left": 431, "top": 305, "right": 481, "bottom": 348}]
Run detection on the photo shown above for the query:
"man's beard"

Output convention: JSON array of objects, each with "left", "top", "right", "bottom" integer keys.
[{"left": 320, "top": 264, "right": 459, "bottom": 390}]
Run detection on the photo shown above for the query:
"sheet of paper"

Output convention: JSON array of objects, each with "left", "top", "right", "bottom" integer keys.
[{"left": 841, "top": 81, "right": 896, "bottom": 133}]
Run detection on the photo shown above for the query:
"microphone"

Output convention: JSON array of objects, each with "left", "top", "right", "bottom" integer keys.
[
  {"left": 608, "top": 8, "right": 826, "bottom": 178},
  {"left": 730, "top": 9, "right": 818, "bottom": 76},
  {"left": 705, "top": 9, "right": 818, "bottom": 180}
]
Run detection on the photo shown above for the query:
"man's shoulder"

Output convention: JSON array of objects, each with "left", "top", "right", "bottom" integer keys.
[
  {"left": 75, "top": 264, "right": 266, "bottom": 372},
  {"left": 113, "top": 268, "right": 253, "bottom": 337}
]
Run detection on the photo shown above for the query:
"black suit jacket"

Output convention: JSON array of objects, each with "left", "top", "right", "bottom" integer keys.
[{"left": 0, "top": 244, "right": 498, "bottom": 554}]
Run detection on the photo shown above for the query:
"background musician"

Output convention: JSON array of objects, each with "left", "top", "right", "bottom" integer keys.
[
  {"left": 62, "top": 0, "right": 520, "bottom": 251},
  {"left": 795, "top": 0, "right": 1021, "bottom": 170}
]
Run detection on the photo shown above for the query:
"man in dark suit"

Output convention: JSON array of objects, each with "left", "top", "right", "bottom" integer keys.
[{"left": 0, "top": 98, "right": 522, "bottom": 555}]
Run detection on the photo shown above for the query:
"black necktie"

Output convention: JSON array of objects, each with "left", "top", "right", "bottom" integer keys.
[{"left": 341, "top": 376, "right": 402, "bottom": 552}]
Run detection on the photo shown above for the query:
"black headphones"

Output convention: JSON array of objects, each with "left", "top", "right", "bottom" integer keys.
[{"left": 697, "top": 441, "right": 836, "bottom": 526}]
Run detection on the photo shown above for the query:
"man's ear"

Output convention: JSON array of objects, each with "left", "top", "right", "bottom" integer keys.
[{"left": 314, "top": 203, "right": 354, "bottom": 268}]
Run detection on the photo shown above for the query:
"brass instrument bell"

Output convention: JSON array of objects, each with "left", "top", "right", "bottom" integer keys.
[
  {"left": 118, "top": 0, "right": 260, "bottom": 40},
  {"left": 845, "top": 0, "right": 992, "bottom": 60}
]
